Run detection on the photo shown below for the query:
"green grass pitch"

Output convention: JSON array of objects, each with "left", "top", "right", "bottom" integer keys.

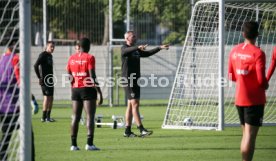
[{"left": 32, "top": 105, "right": 276, "bottom": 161}]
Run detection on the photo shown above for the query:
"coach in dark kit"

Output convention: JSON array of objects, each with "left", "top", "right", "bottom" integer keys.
[
  {"left": 34, "top": 41, "right": 55, "bottom": 122},
  {"left": 121, "top": 31, "right": 169, "bottom": 137}
]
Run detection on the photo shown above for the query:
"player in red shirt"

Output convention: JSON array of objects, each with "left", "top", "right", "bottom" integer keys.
[
  {"left": 67, "top": 38, "right": 103, "bottom": 151},
  {"left": 228, "top": 21, "right": 268, "bottom": 161},
  {"left": 266, "top": 47, "right": 276, "bottom": 81}
]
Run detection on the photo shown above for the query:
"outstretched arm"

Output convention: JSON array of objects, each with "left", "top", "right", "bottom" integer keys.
[
  {"left": 121, "top": 45, "right": 139, "bottom": 57},
  {"left": 140, "top": 44, "right": 169, "bottom": 57}
]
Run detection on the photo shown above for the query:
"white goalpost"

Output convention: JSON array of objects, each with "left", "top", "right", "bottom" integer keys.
[
  {"left": 162, "top": 0, "right": 276, "bottom": 130},
  {"left": 19, "top": 0, "right": 32, "bottom": 161},
  {"left": 0, "top": 0, "right": 31, "bottom": 160}
]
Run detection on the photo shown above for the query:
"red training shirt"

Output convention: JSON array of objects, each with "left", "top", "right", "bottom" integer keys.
[
  {"left": 0, "top": 51, "right": 20, "bottom": 84},
  {"left": 266, "top": 46, "right": 276, "bottom": 81},
  {"left": 66, "top": 52, "right": 95, "bottom": 88},
  {"left": 228, "top": 43, "right": 267, "bottom": 106},
  {"left": 12, "top": 54, "right": 19, "bottom": 84}
]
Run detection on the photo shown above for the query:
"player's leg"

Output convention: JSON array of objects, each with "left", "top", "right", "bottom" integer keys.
[
  {"left": 130, "top": 85, "right": 152, "bottom": 136},
  {"left": 70, "top": 100, "right": 83, "bottom": 150},
  {"left": 45, "top": 87, "right": 54, "bottom": 122},
  {"left": 0, "top": 114, "right": 19, "bottom": 160},
  {"left": 82, "top": 87, "right": 99, "bottom": 150},
  {"left": 130, "top": 99, "right": 141, "bottom": 126},
  {"left": 240, "top": 105, "right": 264, "bottom": 161},
  {"left": 41, "top": 86, "right": 49, "bottom": 122},
  {"left": 46, "top": 95, "right": 54, "bottom": 122},
  {"left": 237, "top": 106, "right": 248, "bottom": 160},
  {"left": 129, "top": 85, "right": 141, "bottom": 126},
  {"left": 42, "top": 95, "right": 54, "bottom": 122},
  {"left": 130, "top": 99, "right": 152, "bottom": 136},
  {"left": 31, "top": 126, "right": 35, "bottom": 161},
  {"left": 123, "top": 86, "right": 137, "bottom": 137},
  {"left": 241, "top": 124, "right": 259, "bottom": 161},
  {"left": 41, "top": 95, "right": 48, "bottom": 122},
  {"left": 83, "top": 99, "right": 99, "bottom": 150},
  {"left": 125, "top": 100, "right": 132, "bottom": 127}
]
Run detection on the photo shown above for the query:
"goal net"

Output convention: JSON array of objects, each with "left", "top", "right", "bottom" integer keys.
[
  {"left": 0, "top": 0, "right": 32, "bottom": 160},
  {"left": 162, "top": 0, "right": 276, "bottom": 130}
]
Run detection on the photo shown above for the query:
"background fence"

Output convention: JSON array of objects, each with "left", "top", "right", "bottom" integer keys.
[
  {"left": 29, "top": 45, "right": 182, "bottom": 106},
  {"left": 28, "top": 0, "right": 194, "bottom": 106},
  {"left": 2, "top": 0, "right": 276, "bottom": 107}
]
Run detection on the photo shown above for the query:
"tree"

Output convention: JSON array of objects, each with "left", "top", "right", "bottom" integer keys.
[
  {"left": 131, "top": 0, "right": 191, "bottom": 45},
  {"left": 31, "top": 0, "right": 191, "bottom": 45},
  {"left": 102, "top": 0, "right": 126, "bottom": 45}
]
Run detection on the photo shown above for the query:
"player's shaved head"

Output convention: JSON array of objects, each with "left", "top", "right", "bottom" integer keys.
[
  {"left": 124, "top": 31, "right": 136, "bottom": 45},
  {"left": 124, "top": 31, "right": 135, "bottom": 39},
  {"left": 80, "top": 37, "right": 90, "bottom": 52}
]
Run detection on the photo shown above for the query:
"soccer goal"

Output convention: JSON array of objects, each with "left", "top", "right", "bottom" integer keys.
[
  {"left": 162, "top": 0, "right": 276, "bottom": 130},
  {"left": 0, "top": 0, "right": 32, "bottom": 160}
]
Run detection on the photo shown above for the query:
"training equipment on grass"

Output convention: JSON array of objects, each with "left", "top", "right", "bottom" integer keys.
[
  {"left": 163, "top": 0, "right": 276, "bottom": 130},
  {"left": 91, "top": 114, "right": 145, "bottom": 129},
  {"left": 132, "top": 115, "right": 144, "bottom": 124},
  {"left": 95, "top": 115, "right": 124, "bottom": 129},
  {"left": 79, "top": 114, "right": 124, "bottom": 129}
]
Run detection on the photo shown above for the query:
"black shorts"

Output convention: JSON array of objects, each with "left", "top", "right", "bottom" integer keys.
[
  {"left": 71, "top": 87, "right": 97, "bottom": 101},
  {"left": 124, "top": 85, "right": 140, "bottom": 100},
  {"left": 236, "top": 105, "right": 264, "bottom": 126},
  {"left": 41, "top": 85, "right": 54, "bottom": 96}
]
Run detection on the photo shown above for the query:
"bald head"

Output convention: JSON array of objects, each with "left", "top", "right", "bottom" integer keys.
[{"left": 124, "top": 31, "right": 136, "bottom": 45}]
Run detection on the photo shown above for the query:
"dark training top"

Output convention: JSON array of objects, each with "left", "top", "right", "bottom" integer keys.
[
  {"left": 34, "top": 51, "right": 53, "bottom": 80},
  {"left": 121, "top": 43, "right": 161, "bottom": 82}
]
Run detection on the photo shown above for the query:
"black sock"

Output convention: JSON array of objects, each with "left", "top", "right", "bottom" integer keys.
[
  {"left": 71, "top": 136, "right": 77, "bottom": 146},
  {"left": 42, "top": 111, "right": 47, "bottom": 119},
  {"left": 87, "top": 135, "right": 93, "bottom": 146},
  {"left": 125, "top": 126, "right": 131, "bottom": 133},
  {"left": 47, "top": 110, "right": 51, "bottom": 119},
  {"left": 138, "top": 125, "right": 144, "bottom": 132}
]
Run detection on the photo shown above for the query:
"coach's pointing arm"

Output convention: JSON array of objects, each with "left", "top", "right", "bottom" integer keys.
[
  {"left": 139, "top": 44, "right": 169, "bottom": 57},
  {"left": 121, "top": 45, "right": 139, "bottom": 57}
]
